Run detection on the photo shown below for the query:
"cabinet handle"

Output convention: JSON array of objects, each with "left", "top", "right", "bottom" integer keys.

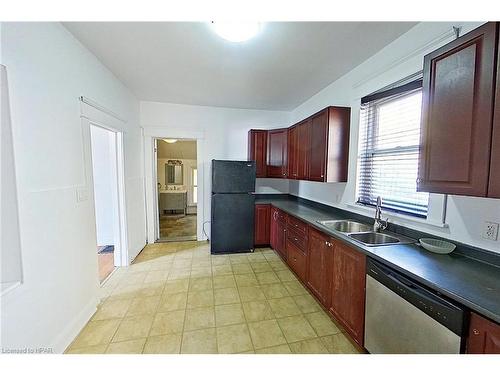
[{"left": 472, "top": 329, "right": 480, "bottom": 335}]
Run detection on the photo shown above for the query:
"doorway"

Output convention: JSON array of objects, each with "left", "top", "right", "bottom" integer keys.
[
  {"left": 155, "top": 138, "right": 198, "bottom": 242},
  {"left": 89, "top": 124, "right": 122, "bottom": 282}
]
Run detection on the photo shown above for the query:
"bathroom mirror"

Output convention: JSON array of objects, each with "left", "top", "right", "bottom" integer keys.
[{"left": 165, "top": 163, "right": 183, "bottom": 185}]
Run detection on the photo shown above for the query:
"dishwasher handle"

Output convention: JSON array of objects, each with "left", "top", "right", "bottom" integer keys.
[{"left": 367, "top": 258, "right": 466, "bottom": 336}]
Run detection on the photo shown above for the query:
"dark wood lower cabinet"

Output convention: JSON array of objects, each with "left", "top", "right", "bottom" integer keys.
[
  {"left": 329, "top": 239, "right": 366, "bottom": 347},
  {"left": 306, "top": 227, "right": 333, "bottom": 307},
  {"left": 270, "top": 207, "right": 287, "bottom": 260},
  {"left": 286, "top": 239, "right": 307, "bottom": 280},
  {"left": 254, "top": 204, "right": 270, "bottom": 246},
  {"left": 467, "top": 312, "right": 500, "bottom": 354}
]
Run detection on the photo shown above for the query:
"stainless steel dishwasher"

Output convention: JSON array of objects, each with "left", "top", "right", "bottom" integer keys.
[{"left": 364, "top": 258, "right": 467, "bottom": 354}]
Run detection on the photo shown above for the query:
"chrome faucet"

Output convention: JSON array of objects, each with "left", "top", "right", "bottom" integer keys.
[{"left": 373, "top": 196, "right": 388, "bottom": 232}]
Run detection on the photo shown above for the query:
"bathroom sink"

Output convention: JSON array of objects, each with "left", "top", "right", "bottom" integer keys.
[
  {"left": 348, "top": 232, "right": 401, "bottom": 246},
  {"left": 317, "top": 220, "right": 372, "bottom": 233}
]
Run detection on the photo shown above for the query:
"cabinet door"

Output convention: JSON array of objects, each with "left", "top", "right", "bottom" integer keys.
[
  {"left": 287, "top": 239, "right": 307, "bottom": 281},
  {"left": 270, "top": 207, "right": 279, "bottom": 250},
  {"left": 297, "top": 120, "right": 311, "bottom": 180},
  {"left": 287, "top": 125, "right": 299, "bottom": 179},
  {"left": 306, "top": 227, "right": 333, "bottom": 307},
  {"left": 467, "top": 312, "right": 500, "bottom": 354},
  {"left": 489, "top": 36, "right": 500, "bottom": 198},
  {"left": 418, "top": 22, "right": 497, "bottom": 196},
  {"left": 308, "top": 110, "right": 328, "bottom": 182},
  {"left": 254, "top": 204, "right": 270, "bottom": 246},
  {"left": 267, "top": 129, "right": 288, "bottom": 178},
  {"left": 248, "top": 130, "right": 267, "bottom": 178},
  {"left": 276, "top": 219, "right": 287, "bottom": 260},
  {"left": 330, "top": 240, "right": 366, "bottom": 346}
]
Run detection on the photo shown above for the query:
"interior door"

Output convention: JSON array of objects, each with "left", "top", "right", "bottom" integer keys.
[{"left": 418, "top": 22, "right": 498, "bottom": 196}]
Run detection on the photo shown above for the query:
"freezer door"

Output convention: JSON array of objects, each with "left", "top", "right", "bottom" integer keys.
[
  {"left": 211, "top": 193, "right": 255, "bottom": 254},
  {"left": 212, "top": 160, "right": 256, "bottom": 193}
]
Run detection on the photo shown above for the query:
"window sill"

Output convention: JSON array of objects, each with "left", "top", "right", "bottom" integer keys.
[{"left": 346, "top": 203, "right": 449, "bottom": 229}]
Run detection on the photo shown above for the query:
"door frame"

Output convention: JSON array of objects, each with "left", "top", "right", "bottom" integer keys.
[
  {"left": 81, "top": 100, "right": 129, "bottom": 267},
  {"left": 143, "top": 127, "right": 205, "bottom": 244},
  {"left": 153, "top": 137, "right": 198, "bottom": 242}
]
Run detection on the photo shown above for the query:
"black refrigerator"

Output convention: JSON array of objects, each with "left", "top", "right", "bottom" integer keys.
[{"left": 211, "top": 160, "right": 256, "bottom": 254}]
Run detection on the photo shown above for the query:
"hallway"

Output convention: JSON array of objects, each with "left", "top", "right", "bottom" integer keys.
[{"left": 66, "top": 241, "right": 361, "bottom": 354}]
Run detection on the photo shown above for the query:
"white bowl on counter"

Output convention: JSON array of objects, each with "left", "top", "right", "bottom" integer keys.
[{"left": 419, "top": 238, "right": 456, "bottom": 254}]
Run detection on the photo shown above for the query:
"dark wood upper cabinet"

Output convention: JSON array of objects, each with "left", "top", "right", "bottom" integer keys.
[
  {"left": 297, "top": 119, "right": 311, "bottom": 180},
  {"left": 254, "top": 204, "right": 270, "bottom": 246},
  {"left": 248, "top": 130, "right": 268, "bottom": 178},
  {"left": 418, "top": 22, "right": 498, "bottom": 197},
  {"left": 489, "top": 34, "right": 500, "bottom": 198},
  {"left": 248, "top": 106, "right": 349, "bottom": 183},
  {"left": 330, "top": 239, "right": 366, "bottom": 346},
  {"left": 306, "top": 227, "right": 333, "bottom": 307},
  {"left": 308, "top": 110, "right": 329, "bottom": 181},
  {"left": 467, "top": 312, "right": 500, "bottom": 354},
  {"left": 309, "top": 107, "right": 350, "bottom": 182},
  {"left": 267, "top": 128, "right": 288, "bottom": 178},
  {"left": 287, "top": 125, "right": 299, "bottom": 179}
]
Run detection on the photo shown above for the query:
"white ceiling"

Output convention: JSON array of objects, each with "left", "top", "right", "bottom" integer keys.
[
  {"left": 64, "top": 22, "right": 417, "bottom": 111},
  {"left": 157, "top": 140, "right": 197, "bottom": 160}
]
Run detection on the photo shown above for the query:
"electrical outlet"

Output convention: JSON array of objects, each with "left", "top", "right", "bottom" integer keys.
[{"left": 482, "top": 221, "right": 499, "bottom": 241}]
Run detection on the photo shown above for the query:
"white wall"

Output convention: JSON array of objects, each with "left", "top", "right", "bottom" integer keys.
[
  {"left": 90, "top": 125, "right": 117, "bottom": 246},
  {"left": 288, "top": 21, "right": 500, "bottom": 254},
  {"left": 0, "top": 22, "right": 145, "bottom": 352},
  {"left": 141, "top": 101, "right": 290, "bottom": 242}
]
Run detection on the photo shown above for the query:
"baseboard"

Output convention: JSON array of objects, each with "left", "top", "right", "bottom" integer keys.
[{"left": 49, "top": 296, "right": 98, "bottom": 354}]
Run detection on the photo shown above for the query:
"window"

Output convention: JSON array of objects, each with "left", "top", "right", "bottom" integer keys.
[
  {"left": 356, "top": 76, "right": 429, "bottom": 218},
  {"left": 192, "top": 168, "right": 198, "bottom": 204}
]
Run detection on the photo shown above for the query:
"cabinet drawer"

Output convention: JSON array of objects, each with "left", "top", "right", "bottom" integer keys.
[
  {"left": 286, "top": 227, "right": 307, "bottom": 252},
  {"left": 286, "top": 240, "right": 307, "bottom": 280},
  {"left": 287, "top": 215, "right": 308, "bottom": 235},
  {"left": 276, "top": 209, "right": 287, "bottom": 223}
]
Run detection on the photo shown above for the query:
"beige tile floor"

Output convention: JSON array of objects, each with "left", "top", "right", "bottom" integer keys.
[{"left": 66, "top": 241, "right": 363, "bottom": 354}]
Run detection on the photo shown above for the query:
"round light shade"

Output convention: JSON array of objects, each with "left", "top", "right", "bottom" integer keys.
[
  {"left": 163, "top": 139, "right": 178, "bottom": 144},
  {"left": 211, "top": 22, "right": 261, "bottom": 42}
]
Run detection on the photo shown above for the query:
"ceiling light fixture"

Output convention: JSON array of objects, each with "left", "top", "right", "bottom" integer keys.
[
  {"left": 210, "top": 22, "right": 261, "bottom": 43},
  {"left": 163, "top": 139, "right": 178, "bottom": 144}
]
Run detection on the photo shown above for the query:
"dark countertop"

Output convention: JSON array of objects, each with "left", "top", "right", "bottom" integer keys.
[{"left": 255, "top": 196, "right": 500, "bottom": 324}]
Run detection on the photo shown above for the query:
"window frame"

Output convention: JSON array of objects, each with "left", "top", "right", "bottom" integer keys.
[
  {"left": 356, "top": 81, "right": 429, "bottom": 219},
  {"left": 192, "top": 167, "right": 198, "bottom": 204}
]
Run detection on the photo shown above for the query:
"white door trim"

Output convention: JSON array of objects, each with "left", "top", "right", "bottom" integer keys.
[
  {"left": 81, "top": 101, "right": 129, "bottom": 267},
  {"left": 143, "top": 127, "right": 205, "bottom": 243}
]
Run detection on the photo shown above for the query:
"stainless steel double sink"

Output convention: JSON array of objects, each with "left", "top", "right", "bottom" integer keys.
[{"left": 316, "top": 220, "right": 415, "bottom": 247}]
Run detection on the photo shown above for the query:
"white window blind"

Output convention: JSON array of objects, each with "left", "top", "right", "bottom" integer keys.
[{"left": 357, "top": 76, "right": 429, "bottom": 218}]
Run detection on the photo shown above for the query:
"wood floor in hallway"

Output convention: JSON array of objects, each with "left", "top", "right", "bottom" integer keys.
[{"left": 66, "top": 241, "right": 362, "bottom": 354}]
